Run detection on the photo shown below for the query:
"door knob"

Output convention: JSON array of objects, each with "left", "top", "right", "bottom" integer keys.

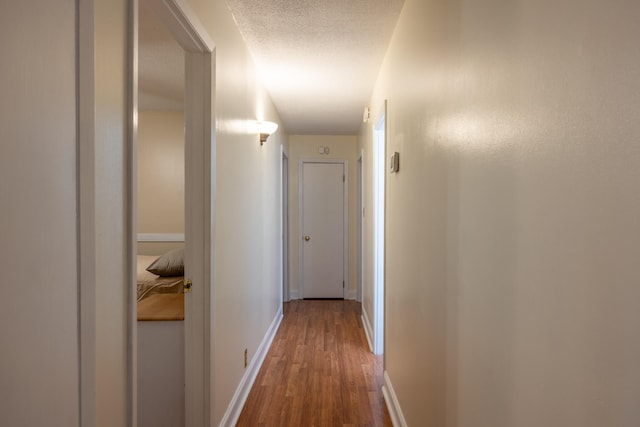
[
  {"left": 183, "top": 279, "right": 192, "bottom": 293},
  {"left": 304, "top": 235, "right": 311, "bottom": 241}
]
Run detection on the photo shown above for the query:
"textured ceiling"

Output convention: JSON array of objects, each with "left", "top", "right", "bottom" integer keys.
[
  {"left": 138, "top": 0, "right": 404, "bottom": 132},
  {"left": 225, "top": 0, "right": 404, "bottom": 134}
]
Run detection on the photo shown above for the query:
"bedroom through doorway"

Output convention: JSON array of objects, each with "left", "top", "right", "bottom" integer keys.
[
  {"left": 129, "top": 0, "right": 215, "bottom": 426},
  {"left": 135, "top": 2, "right": 186, "bottom": 426}
]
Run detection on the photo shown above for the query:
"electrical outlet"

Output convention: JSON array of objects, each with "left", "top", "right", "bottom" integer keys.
[{"left": 244, "top": 348, "right": 248, "bottom": 368}]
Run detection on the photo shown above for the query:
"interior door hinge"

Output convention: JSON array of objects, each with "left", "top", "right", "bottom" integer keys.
[
  {"left": 343, "top": 281, "right": 345, "bottom": 288},
  {"left": 343, "top": 174, "right": 345, "bottom": 182}
]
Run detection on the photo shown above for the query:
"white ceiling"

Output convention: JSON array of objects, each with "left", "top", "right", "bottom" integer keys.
[
  {"left": 138, "top": 0, "right": 185, "bottom": 111},
  {"left": 225, "top": 0, "right": 405, "bottom": 134},
  {"left": 138, "top": 0, "right": 405, "bottom": 134}
]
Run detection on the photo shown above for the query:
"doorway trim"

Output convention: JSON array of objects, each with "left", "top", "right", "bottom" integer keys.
[
  {"left": 372, "top": 101, "right": 387, "bottom": 356},
  {"left": 282, "top": 147, "right": 290, "bottom": 302},
  {"left": 298, "top": 158, "right": 349, "bottom": 299},
  {"left": 128, "top": 1, "right": 215, "bottom": 426},
  {"left": 357, "top": 150, "right": 364, "bottom": 302}
]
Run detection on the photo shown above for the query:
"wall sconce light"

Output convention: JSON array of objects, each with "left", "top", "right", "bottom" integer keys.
[{"left": 257, "top": 121, "right": 278, "bottom": 145}]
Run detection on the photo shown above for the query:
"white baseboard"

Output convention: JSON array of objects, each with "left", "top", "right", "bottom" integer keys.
[
  {"left": 361, "top": 309, "right": 374, "bottom": 353},
  {"left": 382, "top": 370, "right": 408, "bottom": 427},
  {"left": 218, "top": 308, "right": 283, "bottom": 427},
  {"left": 287, "top": 289, "right": 357, "bottom": 300}
]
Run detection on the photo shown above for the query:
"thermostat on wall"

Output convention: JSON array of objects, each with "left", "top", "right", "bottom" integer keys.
[{"left": 390, "top": 152, "right": 400, "bottom": 173}]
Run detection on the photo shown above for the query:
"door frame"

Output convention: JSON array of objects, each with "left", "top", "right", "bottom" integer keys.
[
  {"left": 298, "top": 158, "right": 349, "bottom": 299},
  {"left": 357, "top": 150, "right": 364, "bottom": 302},
  {"left": 127, "top": 0, "right": 215, "bottom": 425},
  {"left": 282, "top": 147, "right": 290, "bottom": 302},
  {"left": 372, "top": 101, "right": 387, "bottom": 355}
]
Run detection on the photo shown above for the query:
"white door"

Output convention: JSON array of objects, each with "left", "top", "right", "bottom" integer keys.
[{"left": 301, "top": 161, "right": 346, "bottom": 298}]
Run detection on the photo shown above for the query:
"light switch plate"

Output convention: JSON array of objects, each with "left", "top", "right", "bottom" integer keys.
[{"left": 390, "top": 152, "right": 400, "bottom": 173}]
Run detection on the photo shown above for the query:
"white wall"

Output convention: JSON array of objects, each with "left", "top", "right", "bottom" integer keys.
[
  {"left": 0, "top": 2, "right": 79, "bottom": 426},
  {"left": 287, "top": 135, "right": 359, "bottom": 299},
  {"left": 1, "top": 1, "right": 130, "bottom": 425},
  {"left": 137, "top": 111, "right": 185, "bottom": 235},
  {"left": 182, "top": 0, "right": 286, "bottom": 423},
  {"left": 137, "top": 111, "right": 185, "bottom": 256},
  {"left": 361, "top": 0, "right": 640, "bottom": 425},
  {"left": 2, "top": 0, "right": 285, "bottom": 425}
]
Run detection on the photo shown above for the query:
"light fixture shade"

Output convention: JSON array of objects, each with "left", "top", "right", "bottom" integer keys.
[
  {"left": 257, "top": 121, "right": 278, "bottom": 145},
  {"left": 257, "top": 121, "right": 278, "bottom": 135}
]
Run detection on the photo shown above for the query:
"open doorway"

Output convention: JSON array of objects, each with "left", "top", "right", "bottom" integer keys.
[
  {"left": 282, "top": 149, "right": 290, "bottom": 303},
  {"left": 357, "top": 151, "right": 364, "bottom": 302},
  {"left": 129, "top": 0, "right": 214, "bottom": 426},
  {"left": 372, "top": 102, "right": 387, "bottom": 356},
  {"left": 136, "top": 4, "right": 186, "bottom": 426}
]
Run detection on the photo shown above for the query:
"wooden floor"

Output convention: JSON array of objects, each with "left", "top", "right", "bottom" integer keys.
[{"left": 236, "top": 300, "right": 392, "bottom": 427}]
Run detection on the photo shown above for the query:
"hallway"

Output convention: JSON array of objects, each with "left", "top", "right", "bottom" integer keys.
[{"left": 237, "top": 300, "right": 392, "bottom": 426}]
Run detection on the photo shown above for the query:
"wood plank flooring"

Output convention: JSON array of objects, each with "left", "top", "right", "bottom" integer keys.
[{"left": 236, "top": 300, "right": 392, "bottom": 427}]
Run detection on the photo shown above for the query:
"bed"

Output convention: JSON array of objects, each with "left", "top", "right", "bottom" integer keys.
[{"left": 136, "top": 251, "right": 184, "bottom": 302}]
